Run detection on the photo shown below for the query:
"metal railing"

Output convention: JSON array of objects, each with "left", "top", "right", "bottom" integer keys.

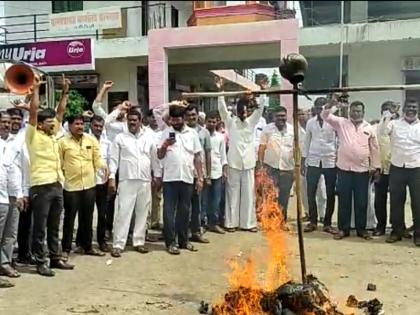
[
  {"left": 234, "top": 69, "right": 256, "bottom": 82},
  {"left": 0, "top": 3, "right": 169, "bottom": 44}
]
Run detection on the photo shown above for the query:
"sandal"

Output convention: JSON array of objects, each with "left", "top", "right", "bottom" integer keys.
[
  {"left": 85, "top": 248, "right": 106, "bottom": 257},
  {"left": 0, "top": 264, "right": 20, "bottom": 278},
  {"left": 248, "top": 227, "right": 258, "bottom": 233},
  {"left": 134, "top": 245, "right": 149, "bottom": 254},
  {"left": 323, "top": 226, "right": 338, "bottom": 235},
  {"left": 180, "top": 243, "right": 198, "bottom": 252},
  {"left": 225, "top": 227, "right": 236, "bottom": 233},
  {"left": 167, "top": 245, "right": 180, "bottom": 255}
]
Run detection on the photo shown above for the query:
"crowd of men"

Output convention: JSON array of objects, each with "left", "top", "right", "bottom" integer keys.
[{"left": 0, "top": 74, "right": 419, "bottom": 289}]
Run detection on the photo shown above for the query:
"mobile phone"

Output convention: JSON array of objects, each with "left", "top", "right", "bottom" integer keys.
[{"left": 169, "top": 132, "right": 176, "bottom": 140}]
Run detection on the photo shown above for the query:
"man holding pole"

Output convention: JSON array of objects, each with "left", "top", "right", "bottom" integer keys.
[{"left": 215, "top": 77, "right": 267, "bottom": 232}]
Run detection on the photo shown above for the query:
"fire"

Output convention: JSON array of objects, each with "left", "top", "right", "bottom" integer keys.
[
  {"left": 209, "top": 170, "right": 382, "bottom": 315},
  {"left": 212, "top": 168, "right": 290, "bottom": 315}
]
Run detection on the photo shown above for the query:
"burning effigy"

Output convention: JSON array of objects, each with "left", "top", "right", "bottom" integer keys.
[{"left": 199, "top": 169, "right": 384, "bottom": 315}]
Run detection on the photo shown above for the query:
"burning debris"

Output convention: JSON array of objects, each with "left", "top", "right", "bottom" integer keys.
[
  {"left": 201, "top": 275, "right": 344, "bottom": 315},
  {"left": 201, "top": 169, "right": 384, "bottom": 315}
]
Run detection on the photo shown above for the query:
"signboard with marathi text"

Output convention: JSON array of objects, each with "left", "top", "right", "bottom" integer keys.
[
  {"left": 49, "top": 7, "right": 122, "bottom": 33},
  {"left": 0, "top": 38, "right": 94, "bottom": 72}
]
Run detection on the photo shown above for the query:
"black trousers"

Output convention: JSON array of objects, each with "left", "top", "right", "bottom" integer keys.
[
  {"left": 190, "top": 179, "right": 201, "bottom": 234},
  {"left": 163, "top": 181, "right": 194, "bottom": 248},
  {"left": 30, "top": 182, "right": 63, "bottom": 265},
  {"left": 106, "top": 173, "right": 119, "bottom": 233},
  {"left": 17, "top": 203, "right": 32, "bottom": 260},
  {"left": 389, "top": 165, "right": 420, "bottom": 239},
  {"left": 62, "top": 187, "right": 96, "bottom": 253},
  {"left": 266, "top": 166, "right": 294, "bottom": 220},
  {"left": 336, "top": 169, "right": 369, "bottom": 234},
  {"left": 306, "top": 166, "right": 337, "bottom": 226},
  {"left": 96, "top": 183, "right": 108, "bottom": 246},
  {"left": 374, "top": 173, "right": 389, "bottom": 232}
]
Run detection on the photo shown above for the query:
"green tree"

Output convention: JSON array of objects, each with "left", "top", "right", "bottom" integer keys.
[
  {"left": 55, "top": 89, "right": 88, "bottom": 119},
  {"left": 269, "top": 70, "right": 281, "bottom": 109}
]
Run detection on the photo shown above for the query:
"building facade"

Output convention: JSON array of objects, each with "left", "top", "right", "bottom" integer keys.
[{"left": 300, "top": 1, "right": 420, "bottom": 119}]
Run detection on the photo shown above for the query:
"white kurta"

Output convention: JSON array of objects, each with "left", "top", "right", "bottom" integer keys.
[
  {"left": 109, "top": 129, "right": 160, "bottom": 250},
  {"left": 225, "top": 168, "right": 256, "bottom": 229},
  {"left": 218, "top": 96, "right": 266, "bottom": 229},
  {"left": 113, "top": 179, "right": 151, "bottom": 249}
]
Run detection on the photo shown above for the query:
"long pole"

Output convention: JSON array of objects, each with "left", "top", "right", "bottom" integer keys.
[
  {"left": 339, "top": 0, "right": 344, "bottom": 89},
  {"left": 292, "top": 83, "right": 307, "bottom": 284},
  {"left": 182, "top": 84, "right": 420, "bottom": 98}
]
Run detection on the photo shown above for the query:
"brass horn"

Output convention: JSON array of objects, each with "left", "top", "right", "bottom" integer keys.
[{"left": 4, "top": 64, "right": 35, "bottom": 95}]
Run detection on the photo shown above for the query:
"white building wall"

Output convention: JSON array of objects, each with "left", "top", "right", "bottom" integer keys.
[{"left": 95, "top": 58, "right": 138, "bottom": 108}]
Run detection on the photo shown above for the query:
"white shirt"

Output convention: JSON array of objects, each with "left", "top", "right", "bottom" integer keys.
[
  {"left": 159, "top": 126, "right": 202, "bottom": 184},
  {"left": 96, "top": 134, "right": 111, "bottom": 185},
  {"left": 380, "top": 118, "right": 420, "bottom": 168},
  {"left": 303, "top": 116, "right": 338, "bottom": 168},
  {"left": 109, "top": 128, "right": 160, "bottom": 182},
  {"left": 218, "top": 95, "right": 266, "bottom": 170},
  {"left": 20, "top": 145, "right": 30, "bottom": 197},
  {"left": 254, "top": 117, "right": 267, "bottom": 157},
  {"left": 105, "top": 108, "right": 128, "bottom": 142},
  {"left": 194, "top": 125, "right": 212, "bottom": 178},
  {"left": 209, "top": 131, "right": 227, "bottom": 180},
  {"left": 260, "top": 123, "right": 294, "bottom": 171},
  {"left": 146, "top": 126, "right": 163, "bottom": 147},
  {"left": 0, "top": 139, "right": 22, "bottom": 203}
]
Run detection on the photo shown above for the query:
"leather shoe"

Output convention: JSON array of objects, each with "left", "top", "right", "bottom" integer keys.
[
  {"left": 37, "top": 264, "right": 55, "bottom": 277},
  {"left": 357, "top": 231, "right": 372, "bottom": 240},
  {"left": 99, "top": 243, "right": 111, "bottom": 253},
  {"left": 208, "top": 225, "right": 225, "bottom": 234},
  {"left": 50, "top": 259, "right": 74, "bottom": 270},
  {"left": 304, "top": 223, "right": 317, "bottom": 233},
  {"left": 334, "top": 230, "right": 349, "bottom": 240},
  {"left": 190, "top": 233, "right": 210, "bottom": 244},
  {"left": 111, "top": 248, "right": 122, "bottom": 258},
  {"left": 373, "top": 229, "right": 385, "bottom": 237},
  {"left": 414, "top": 238, "right": 420, "bottom": 247},
  {"left": 386, "top": 233, "right": 402, "bottom": 243}
]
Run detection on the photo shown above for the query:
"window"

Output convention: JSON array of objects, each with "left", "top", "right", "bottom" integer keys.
[
  {"left": 52, "top": 1, "right": 83, "bottom": 14},
  {"left": 171, "top": 6, "right": 179, "bottom": 27},
  {"left": 302, "top": 56, "right": 348, "bottom": 90},
  {"left": 368, "top": 1, "right": 420, "bottom": 22},
  {"left": 300, "top": 1, "right": 350, "bottom": 27}
]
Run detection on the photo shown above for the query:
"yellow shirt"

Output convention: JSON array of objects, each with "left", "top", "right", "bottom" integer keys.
[
  {"left": 26, "top": 120, "right": 64, "bottom": 187},
  {"left": 58, "top": 133, "right": 105, "bottom": 192}
]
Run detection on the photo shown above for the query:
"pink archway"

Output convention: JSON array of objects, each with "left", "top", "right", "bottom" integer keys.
[{"left": 148, "top": 19, "right": 299, "bottom": 119}]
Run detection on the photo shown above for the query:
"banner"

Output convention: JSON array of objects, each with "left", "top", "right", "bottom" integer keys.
[
  {"left": 0, "top": 38, "right": 94, "bottom": 72},
  {"left": 50, "top": 7, "right": 122, "bottom": 33}
]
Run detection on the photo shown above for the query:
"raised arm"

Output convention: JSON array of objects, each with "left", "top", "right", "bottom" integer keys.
[
  {"left": 92, "top": 81, "right": 113, "bottom": 119},
  {"left": 56, "top": 74, "right": 71, "bottom": 123},
  {"left": 28, "top": 75, "right": 41, "bottom": 127},
  {"left": 248, "top": 78, "right": 269, "bottom": 128}
]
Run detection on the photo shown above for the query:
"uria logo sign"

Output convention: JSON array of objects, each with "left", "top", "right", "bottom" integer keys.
[
  {"left": 0, "top": 39, "right": 93, "bottom": 71},
  {"left": 67, "top": 41, "right": 85, "bottom": 58}
]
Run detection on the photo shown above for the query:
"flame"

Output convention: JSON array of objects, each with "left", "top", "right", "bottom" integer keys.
[{"left": 212, "top": 168, "right": 290, "bottom": 315}]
